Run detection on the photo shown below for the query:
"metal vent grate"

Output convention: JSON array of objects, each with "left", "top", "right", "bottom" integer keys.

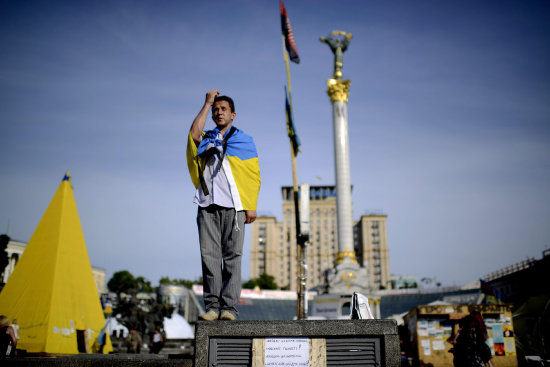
[
  {"left": 208, "top": 336, "right": 381, "bottom": 367},
  {"left": 326, "top": 337, "right": 381, "bottom": 366},
  {"left": 209, "top": 337, "right": 252, "bottom": 366}
]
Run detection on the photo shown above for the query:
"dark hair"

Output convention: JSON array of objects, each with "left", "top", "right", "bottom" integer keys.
[
  {"left": 213, "top": 95, "right": 235, "bottom": 113},
  {"left": 458, "top": 312, "right": 487, "bottom": 342},
  {"left": 469, "top": 311, "right": 488, "bottom": 339}
]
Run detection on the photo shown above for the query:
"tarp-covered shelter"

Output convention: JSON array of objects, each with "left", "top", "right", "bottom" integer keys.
[
  {"left": 0, "top": 173, "right": 113, "bottom": 354},
  {"left": 163, "top": 312, "right": 194, "bottom": 339},
  {"left": 512, "top": 293, "right": 550, "bottom": 359}
]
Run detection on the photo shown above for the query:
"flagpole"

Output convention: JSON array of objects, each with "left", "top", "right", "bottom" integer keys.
[
  {"left": 282, "top": 35, "right": 307, "bottom": 320},
  {"left": 282, "top": 37, "right": 293, "bottom": 106}
]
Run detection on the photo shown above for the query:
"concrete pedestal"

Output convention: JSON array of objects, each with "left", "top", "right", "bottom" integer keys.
[{"left": 195, "top": 319, "right": 400, "bottom": 367}]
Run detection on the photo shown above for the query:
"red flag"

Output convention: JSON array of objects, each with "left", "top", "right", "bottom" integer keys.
[{"left": 280, "top": 0, "right": 300, "bottom": 64}]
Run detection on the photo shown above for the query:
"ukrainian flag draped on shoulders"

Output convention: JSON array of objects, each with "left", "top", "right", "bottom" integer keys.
[{"left": 186, "top": 127, "right": 261, "bottom": 211}]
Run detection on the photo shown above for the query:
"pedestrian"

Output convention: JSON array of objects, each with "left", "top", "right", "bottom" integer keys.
[
  {"left": 97, "top": 322, "right": 108, "bottom": 354},
  {"left": 126, "top": 328, "right": 142, "bottom": 354},
  {"left": 149, "top": 329, "right": 164, "bottom": 354},
  {"left": 187, "top": 90, "right": 261, "bottom": 321},
  {"left": 0, "top": 315, "right": 17, "bottom": 358},
  {"left": 10, "top": 319, "right": 19, "bottom": 342},
  {"left": 449, "top": 311, "right": 493, "bottom": 367}
]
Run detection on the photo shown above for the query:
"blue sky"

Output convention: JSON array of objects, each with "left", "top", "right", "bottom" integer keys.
[{"left": 1, "top": 0, "right": 549, "bottom": 288}]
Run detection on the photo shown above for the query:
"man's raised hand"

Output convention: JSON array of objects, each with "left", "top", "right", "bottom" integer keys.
[{"left": 205, "top": 89, "right": 220, "bottom": 106}]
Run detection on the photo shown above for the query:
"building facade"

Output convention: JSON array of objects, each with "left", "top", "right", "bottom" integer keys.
[
  {"left": 354, "top": 214, "right": 391, "bottom": 290},
  {"left": 250, "top": 185, "right": 391, "bottom": 291}
]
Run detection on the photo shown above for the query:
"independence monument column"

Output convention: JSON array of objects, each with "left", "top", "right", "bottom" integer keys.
[
  {"left": 321, "top": 31, "right": 356, "bottom": 264},
  {"left": 321, "top": 31, "right": 369, "bottom": 294}
]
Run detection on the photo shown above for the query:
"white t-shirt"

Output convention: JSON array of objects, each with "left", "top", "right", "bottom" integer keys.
[{"left": 193, "top": 132, "right": 234, "bottom": 208}]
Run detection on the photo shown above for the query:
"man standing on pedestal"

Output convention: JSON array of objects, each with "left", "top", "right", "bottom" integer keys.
[{"left": 187, "top": 90, "right": 261, "bottom": 321}]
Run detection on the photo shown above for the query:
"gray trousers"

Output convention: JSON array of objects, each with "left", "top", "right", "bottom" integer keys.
[{"left": 197, "top": 205, "right": 245, "bottom": 316}]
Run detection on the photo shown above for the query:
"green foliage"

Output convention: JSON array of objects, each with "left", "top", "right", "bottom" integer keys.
[
  {"left": 107, "top": 270, "right": 153, "bottom": 295},
  {"left": 107, "top": 270, "right": 137, "bottom": 295},
  {"left": 243, "top": 273, "right": 278, "bottom": 290},
  {"left": 135, "top": 276, "right": 153, "bottom": 293},
  {"left": 159, "top": 276, "right": 202, "bottom": 289},
  {"left": 107, "top": 270, "right": 173, "bottom": 336}
]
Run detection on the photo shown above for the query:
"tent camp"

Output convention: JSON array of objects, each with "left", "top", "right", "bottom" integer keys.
[
  {"left": 164, "top": 312, "right": 194, "bottom": 339},
  {"left": 0, "top": 173, "right": 112, "bottom": 354}
]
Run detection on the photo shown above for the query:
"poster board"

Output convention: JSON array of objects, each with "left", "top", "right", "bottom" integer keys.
[{"left": 405, "top": 304, "right": 517, "bottom": 367}]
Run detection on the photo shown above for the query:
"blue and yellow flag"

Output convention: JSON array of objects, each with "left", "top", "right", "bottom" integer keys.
[
  {"left": 285, "top": 86, "right": 301, "bottom": 155},
  {"left": 187, "top": 128, "right": 261, "bottom": 211},
  {"left": 480, "top": 278, "right": 503, "bottom": 303}
]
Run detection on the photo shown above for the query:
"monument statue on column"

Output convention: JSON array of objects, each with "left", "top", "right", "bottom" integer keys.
[
  {"left": 320, "top": 31, "right": 370, "bottom": 296},
  {"left": 320, "top": 30, "right": 353, "bottom": 81}
]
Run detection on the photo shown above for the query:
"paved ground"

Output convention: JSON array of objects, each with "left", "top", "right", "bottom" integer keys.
[{"left": 2, "top": 354, "right": 194, "bottom": 367}]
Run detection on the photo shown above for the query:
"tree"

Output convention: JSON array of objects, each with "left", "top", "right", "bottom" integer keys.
[
  {"left": 107, "top": 270, "right": 138, "bottom": 297},
  {"left": 135, "top": 276, "right": 153, "bottom": 293},
  {"left": 107, "top": 270, "right": 173, "bottom": 339},
  {"left": 243, "top": 273, "right": 278, "bottom": 290},
  {"left": 159, "top": 276, "right": 201, "bottom": 289}
]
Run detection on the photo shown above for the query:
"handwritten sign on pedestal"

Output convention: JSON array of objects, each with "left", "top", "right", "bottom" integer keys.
[
  {"left": 265, "top": 338, "right": 309, "bottom": 366},
  {"left": 252, "top": 338, "right": 326, "bottom": 367}
]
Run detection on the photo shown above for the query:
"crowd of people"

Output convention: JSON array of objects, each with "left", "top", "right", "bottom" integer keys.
[{"left": 125, "top": 327, "right": 164, "bottom": 354}]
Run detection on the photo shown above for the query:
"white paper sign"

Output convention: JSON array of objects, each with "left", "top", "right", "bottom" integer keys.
[{"left": 265, "top": 338, "right": 309, "bottom": 367}]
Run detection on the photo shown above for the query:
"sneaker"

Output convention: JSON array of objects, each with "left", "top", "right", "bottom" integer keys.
[
  {"left": 219, "top": 311, "right": 236, "bottom": 321},
  {"left": 199, "top": 310, "right": 219, "bottom": 321}
]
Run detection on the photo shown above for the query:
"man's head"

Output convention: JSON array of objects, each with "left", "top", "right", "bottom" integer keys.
[
  {"left": 212, "top": 95, "right": 236, "bottom": 130},
  {"left": 214, "top": 95, "right": 235, "bottom": 113}
]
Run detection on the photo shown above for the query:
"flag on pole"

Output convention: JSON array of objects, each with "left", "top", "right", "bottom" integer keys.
[
  {"left": 285, "top": 86, "right": 301, "bottom": 155},
  {"left": 280, "top": 0, "right": 300, "bottom": 64},
  {"left": 480, "top": 278, "right": 503, "bottom": 302}
]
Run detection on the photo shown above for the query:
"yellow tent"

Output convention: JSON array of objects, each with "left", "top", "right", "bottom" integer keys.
[{"left": 0, "top": 173, "right": 113, "bottom": 354}]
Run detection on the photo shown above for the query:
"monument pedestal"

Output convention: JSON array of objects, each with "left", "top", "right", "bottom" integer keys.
[
  {"left": 313, "top": 258, "right": 380, "bottom": 319},
  {"left": 324, "top": 257, "right": 370, "bottom": 295}
]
